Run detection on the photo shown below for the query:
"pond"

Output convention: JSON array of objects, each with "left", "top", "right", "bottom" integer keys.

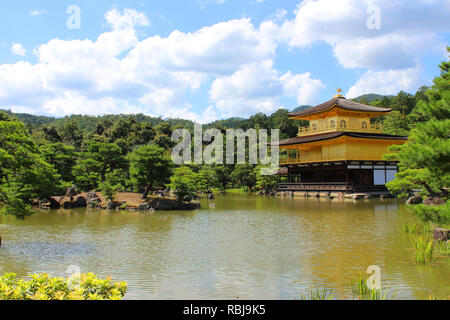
[{"left": 0, "top": 193, "right": 449, "bottom": 299}]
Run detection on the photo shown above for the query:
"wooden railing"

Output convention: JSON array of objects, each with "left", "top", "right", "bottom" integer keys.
[
  {"left": 298, "top": 122, "right": 383, "bottom": 137},
  {"left": 278, "top": 182, "right": 353, "bottom": 192}
]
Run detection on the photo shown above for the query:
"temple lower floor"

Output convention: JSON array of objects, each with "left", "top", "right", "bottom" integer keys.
[{"left": 277, "top": 160, "right": 398, "bottom": 193}]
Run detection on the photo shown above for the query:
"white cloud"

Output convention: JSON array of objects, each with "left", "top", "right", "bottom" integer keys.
[
  {"left": 0, "top": 10, "right": 285, "bottom": 122},
  {"left": 126, "top": 19, "right": 278, "bottom": 76},
  {"left": 30, "top": 9, "right": 47, "bottom": 16},
  {"left": 278, "top": 0, "right": 449, "bottom": 97},
  {"left": 1, "top": 2, "right": 448, "bottom": 122},
  {"left": 282, "top": 0, "right": 450, "bottom": 70},
  {"left": 346, "top": 67, "right": 422, "bottom": 98},
  {"left": 11, "top": 43, "right": 26, "bottom": 56},
  {"left": 210, "top": 60, "right": 324, "bottom": 117}
]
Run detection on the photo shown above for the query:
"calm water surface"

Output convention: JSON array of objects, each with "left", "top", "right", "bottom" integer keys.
[{"left": 0, "top": 194, "right": 449, "bottom": 299}]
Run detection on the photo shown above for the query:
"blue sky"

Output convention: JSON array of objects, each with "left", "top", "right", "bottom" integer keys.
[{"left": 0, "top": 0, "right": 449, "bottom": 122}]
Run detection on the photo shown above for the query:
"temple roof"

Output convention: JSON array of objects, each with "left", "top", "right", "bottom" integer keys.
[
  {"left": 271, "top": 131, "right": 407, "bottom": 147},
  {"left": 288, "top": 97, "right": 392, "bottom": 118}
]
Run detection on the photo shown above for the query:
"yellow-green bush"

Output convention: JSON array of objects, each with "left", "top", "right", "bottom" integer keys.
[{"left": 0, "top": 272, "right": 127, "bottom": 300}]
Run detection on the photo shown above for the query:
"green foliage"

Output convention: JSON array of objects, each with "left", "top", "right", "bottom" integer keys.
[
  {"left": 404, "top": 222, "right": 418, "bottom": 234},
  {"left": 40, "top": 142, "right": 76, "bottom": 182},
  {"left": 411, "top": 202, "right": 450, "bottom": 226},
  {"left": 42, "top": 126, "right": 62, "bottom": 142},
  {"left": 231, "top": 165, "right": 257, "bottom": 192},
  {"left": 212, "top": 165, "right": 233, "bottom": 191},
  {"left": 0, "top": 273, "right": 127, "bottom": 300},
  {"left": 197, "top": 167, "right": 218, "bottom": 193},
  {"left": 353, "top": 93, "right": 391, "bottom": 104},
  {"left": 129, "top": 144, "right": 172, "bottom": 195},
  {"left": 385, "top": 168, "right": 430, "bottom": 199},
  {"left": 72, "top": 158, "right": 102, "bottom": 192},
  {"left": 382, "top": 110, "right": 411, "bottom": 136},
  {"left": 351, "top": 274, "right": 388, "bottom": 300},
  {"left": 168, "top": 167, "right": 198, "bottom": 201},
  {"left": 0, "top": 117, "right": 64, "bottom": 219},
  {"left": 386, "top": 49, "right": 450, "bottom": 206},
  {"left": 73, "top": 140, "right": 127, "bottom": 191},
  {"left": 255, "top": 166, "right": 278, "bottom": 191},
  {"left": 99, "top": 170, "right": 125, "bottom": 201},
  {"left": 410, "top": 235, "right": 434, "bottom": 264},
  {"left": 59, "top": 121, "right": 83, "bottom": 149},
  {"left": 300, "top": 288, "right": 333, "bottom": 300}
]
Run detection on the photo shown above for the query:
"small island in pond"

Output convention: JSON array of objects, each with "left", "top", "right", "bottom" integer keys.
[{"left": 39, "top": 188, "right": 201, "bottom": 212}]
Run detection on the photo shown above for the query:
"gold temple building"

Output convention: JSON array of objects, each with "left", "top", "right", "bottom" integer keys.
[{"left": 273, "top": 93, "right": 408, "bottom": 193}]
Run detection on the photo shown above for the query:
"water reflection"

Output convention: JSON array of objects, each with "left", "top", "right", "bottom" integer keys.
[{"left": 0, "top": 194, "right": 448, "bottom": 299}]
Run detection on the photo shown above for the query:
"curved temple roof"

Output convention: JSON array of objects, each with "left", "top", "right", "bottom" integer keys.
[
  {"left": 270, "top": 131, "right": 408, "bottom": 147},
  {"left": 288, "top": 97, "right": 393, "bottom": 118}
]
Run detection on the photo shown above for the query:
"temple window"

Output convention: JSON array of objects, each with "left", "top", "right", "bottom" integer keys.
[
  {"left": 340, "top": 120, "right": 346, "bottom": 128},
  {"left": 362, "top": 121, "right": 368, "bottom": 130},
  {"left": 312, "top": 123, "right": 317, "bottom": 131},
  {"left": 330, "top": 120, "right": 336, "bottom": 128}
]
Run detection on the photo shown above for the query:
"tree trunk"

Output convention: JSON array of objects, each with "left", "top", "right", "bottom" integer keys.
[
  {"left": 142, "top": 184, "right": 152, "bottom": 199},
  {"left": 421, "top": 182, "right": 439, "bottom": 197}
]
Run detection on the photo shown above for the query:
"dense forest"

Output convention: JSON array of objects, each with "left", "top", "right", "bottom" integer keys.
[{"left": 0, "top": 48, "right": 448, "bottom": 222}]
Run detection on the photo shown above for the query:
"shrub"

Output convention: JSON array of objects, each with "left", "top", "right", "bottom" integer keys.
[
  {"left": 351, "top": 274, "right": 388, "bottom": 300},
  {"left": 300, "top": 288, "right": 333, "bottom": 300},
  {"left": 411, "top": 202, "right": 450, "bottom": 227},
  {"left": 410, "top": 235, "right": 434, "bottom": 264},
  {"left": 0, "top": 272, "right": 127, "bottom": 300}
]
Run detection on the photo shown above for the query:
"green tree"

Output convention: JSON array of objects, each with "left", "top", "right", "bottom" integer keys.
[
  {"left": 80, "top": 140, "right": 127, "bottom": 182},
  {"left": 168, "top": 167, "right": 198, "bottom": 201},
  {"left": 154, "top": 122, "right": 172, "bottom": 136},
  {"left": 153, "top": 134, "right": 174, "bottom": 150},
  {"left": 231, "top": 165, "right": 257, "bottom": 191},
  {"left": 72, "top": 158, "right": 102, "bottom": 192},
  {"left": 385, "top": 48, "right": 449, "bottom": 224},
  {"left": 270, "top": 109, "right": 299, "bottom": 139},
  {"left": 60, "top": 121, "right": 83, "bottom": 149},
  {"left": 129, "top": 145, "right": 172, "bottom": 199},
  {"left": 213, "top": 165, "right": 233, "bottom": 192},
  {"left": 40, "top": 143, "right": 76, "bottom": 183},
  {"left": 255, "top": 166, "right": 278, "bottom": 191},
  {"left": 99, "top": 170, "right": 124, "bottom": 202},
  {"left": 42, "top": 126, "right": 62, "bottom": 143},
  {"left": 382, "top": 110, "right": 410, "bottom": 136},
  {"left": 392, "top": 91, "right": 416, "bottom": 116},
  {"left": 197, "top": 167, "right": 218, "bottom": 193},
  {"left": 0, "top": 115, "right": 64, "bottom": 219}
]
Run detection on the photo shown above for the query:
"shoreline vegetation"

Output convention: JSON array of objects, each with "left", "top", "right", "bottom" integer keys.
[{"left": 0, "top": 273, "right": 127, "bottom": 300}]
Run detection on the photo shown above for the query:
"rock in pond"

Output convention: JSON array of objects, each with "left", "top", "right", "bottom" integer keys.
[
  {"left": 434, "top": 228, "right": 450, "bottom": 242},
  {"left": 423, "top": 197, "right": 446, "bottom": 206},
  {"left": 146, "top": 197, "right": 201, "bottom": 211},
  {"left": 406, "top": 195, "right": 423, "bottom": 205}
]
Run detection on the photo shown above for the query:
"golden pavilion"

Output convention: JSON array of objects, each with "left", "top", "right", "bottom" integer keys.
[{"left": 273, "top": 92, "right": 408, "bottom": 193}]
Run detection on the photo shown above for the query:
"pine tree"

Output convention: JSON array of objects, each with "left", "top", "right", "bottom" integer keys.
[{"left": 386, "top": 48, "right": 449, "bottom": 225}]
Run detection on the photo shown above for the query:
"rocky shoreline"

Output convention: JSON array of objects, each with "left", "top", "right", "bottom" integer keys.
[{"left": 37, "top": 191, "right": 201, "bottom": 212}]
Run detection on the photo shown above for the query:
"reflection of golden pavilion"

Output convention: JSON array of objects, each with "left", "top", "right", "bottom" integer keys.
[{"left": 272, "top": 93, "right": 408, "bottom": 193}]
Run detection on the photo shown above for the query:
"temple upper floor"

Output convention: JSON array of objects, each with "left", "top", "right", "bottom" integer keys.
[{"left": 288, "top": 96, "right": 391, "bottom": 137}]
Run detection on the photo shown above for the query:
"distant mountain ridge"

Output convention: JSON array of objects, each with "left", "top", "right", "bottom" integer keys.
[
  {"left": 290, "top": 93, "right": 393, "bottom": 112},
  {"left": 1, "top": 93, "right": 393, "bottom": 129},
  {"left": 353, "top": 93, "right": 394, "bottom": 103},
  {"left": 290, "top": 105, "right": 313, "bottom": 113}
]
